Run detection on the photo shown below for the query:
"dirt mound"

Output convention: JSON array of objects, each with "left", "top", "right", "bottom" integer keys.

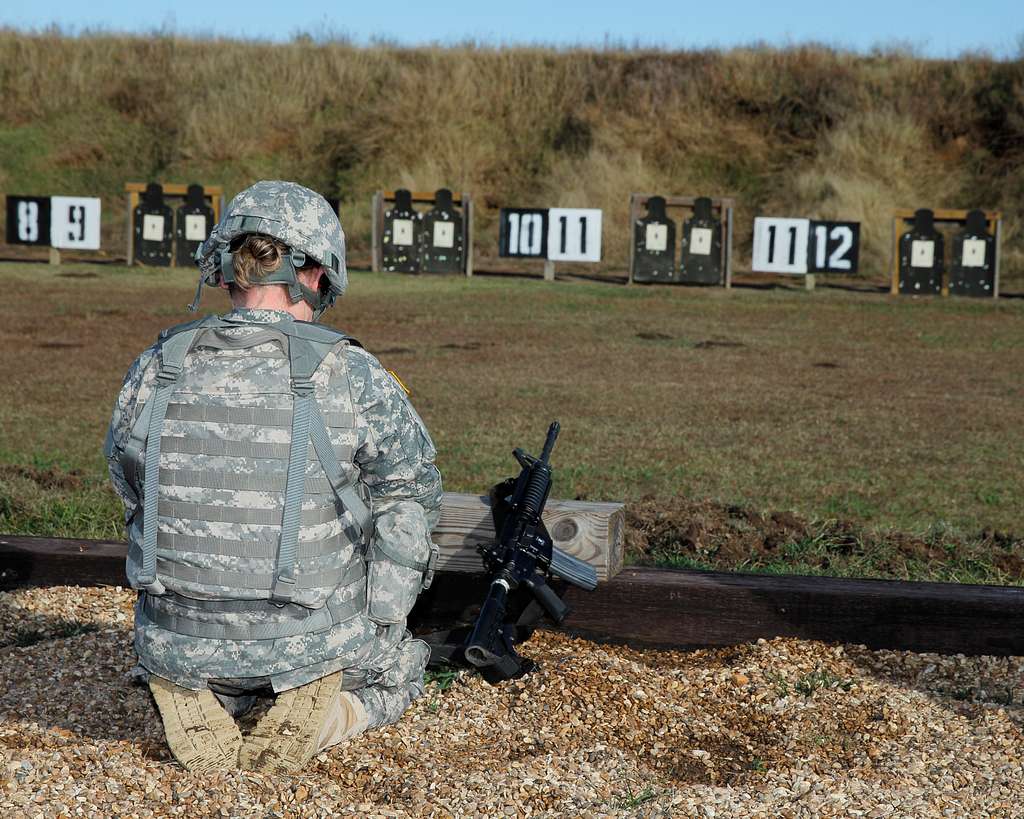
[
  {"left": 0, "top": 465, "right": 84, "bottom": 492},
  {"left": 626, "top": 497, "right": 1024, "bottom": 581}
]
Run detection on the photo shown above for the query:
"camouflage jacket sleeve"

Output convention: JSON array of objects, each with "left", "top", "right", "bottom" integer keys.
[
  {"left": 346, "top": 345, "right": 443, "bottom": 577},
  {"left": 103, "top": 346, "right": 159, "bottom": 524}
]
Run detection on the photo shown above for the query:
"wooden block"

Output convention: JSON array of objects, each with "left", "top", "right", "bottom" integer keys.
[{"left": 434, "top": 493, "right": 624, "bottom": 580}]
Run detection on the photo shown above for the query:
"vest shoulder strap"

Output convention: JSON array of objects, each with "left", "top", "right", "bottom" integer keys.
[{"left": 158, "top": 314, "right": 230, "bottom": 343}]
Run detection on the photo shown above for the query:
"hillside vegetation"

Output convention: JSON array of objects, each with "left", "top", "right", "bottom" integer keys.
[{"left": 1, "top": 31, "right": 1022, "bottom": 280}]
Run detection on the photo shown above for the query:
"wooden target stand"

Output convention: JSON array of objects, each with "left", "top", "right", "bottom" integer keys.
[
  {"left": 890, "top": 208, "right": 1002, "bottom": 298},
  {"left": 627, "top": 193, "right": 735, "bottom": 287},
  {"left": 371, "top": 190, "right": 474, "bottom": 276},
  {"left": 124, "top": 182, "right": 224, "bottom": 265}
]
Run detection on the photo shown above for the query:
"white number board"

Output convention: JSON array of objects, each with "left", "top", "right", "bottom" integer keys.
[
  {"left": 50, "top": 196, "right": 101, "bottom": 250},
  {"left": 547, "top": 208, "right": 602, "bottom": 263},
  {"left": 752, "top": 217, "right": 809, "bottom": 274}
]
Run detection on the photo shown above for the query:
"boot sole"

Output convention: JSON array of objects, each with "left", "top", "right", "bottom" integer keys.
[
  {"left": 239, "top": 671, "right": 343, "bottom": 774},
  {"left": 149, "top": 677, "right": 243, "bottom": 772}
]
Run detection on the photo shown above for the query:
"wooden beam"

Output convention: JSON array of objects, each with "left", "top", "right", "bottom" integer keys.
[
  {"left": 125, "top": 182, "right": 224, "bottom": 197},
  {"left": 381, "top": 190, "right": 466, "bottom": 206},
  {"left": 0, "top": 536, "right": 126, "bottom": 589},
  {"left": 3, "top": 539, "right": 1023, "bottom": 656},
  {"left": 414, "top": 567, "right": 1024, "bottom": 657}
]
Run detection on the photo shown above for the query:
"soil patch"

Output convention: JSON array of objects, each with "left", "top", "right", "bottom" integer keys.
[
  {"left": 626, "top": 496, "right": 1024, "bottom": 581},
  {"left": 0, "top": 465, "right": 84, "bottom": 492}
]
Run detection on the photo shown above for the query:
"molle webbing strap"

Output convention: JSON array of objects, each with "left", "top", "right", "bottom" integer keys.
[
  {"left": 164, "top": 403, "right": 354, "bottom": 429},
  {"left": 158, "top": 499, "right": 341, "bottom": 527},
  {"left": 141, "top": 564, "right": 366, "bottom": 640},
  {"left": 137, "top": 327, "right": 207, "bottom": 594},
  {"left": 155, "top": 558, "right": 352, "bottom": 591},
  {"left": 271, "top": 334, "right": 332, "bottom": 604},
  {"left": 149, "top": 558, "right": 363, "bottom": 614},
  {"left": 160, "top": 437, "right": 350, "bottom": 462},
  {"left": 157, "top": 531, "right": 348, "bottom": 560},
  {"left": 159, "top": 468, "right": 334, "bottom": 495},
  {"left": 370, "top": 540, "right": 432, "bottom": 573},
  {"left": 309, "top": 404, "right": 372, "bottom": 542}
]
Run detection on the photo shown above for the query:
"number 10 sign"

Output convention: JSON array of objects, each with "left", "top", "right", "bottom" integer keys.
[
  {"left": 752, "top": 217, "right": 859, "bottom": 275},
  {"left": 499, "top": 207, "right": 602, "bottom": 263}
]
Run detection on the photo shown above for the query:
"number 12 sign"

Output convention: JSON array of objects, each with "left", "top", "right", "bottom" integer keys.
[{"left": 752, "top": 217, "right": 859, "bottom": 275}]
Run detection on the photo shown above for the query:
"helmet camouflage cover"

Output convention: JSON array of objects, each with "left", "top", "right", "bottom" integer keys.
[{"left": 191, "top": 180, "right": 347, "bottom": 315}]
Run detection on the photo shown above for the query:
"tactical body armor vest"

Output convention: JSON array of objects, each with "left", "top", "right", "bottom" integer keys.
[{"left": 121, "top": 312, "right": 377, "bottom": 642}]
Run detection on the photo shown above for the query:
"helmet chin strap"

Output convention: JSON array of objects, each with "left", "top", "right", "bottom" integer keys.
[{"left": 188, "top": 248, "right": 335, "bottom": 319}]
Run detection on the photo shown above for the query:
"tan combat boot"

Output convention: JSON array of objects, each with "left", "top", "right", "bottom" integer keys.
[
  {"left": 149, "top": 676, "right": 244, "bottom": 771},
  {"left": 240, "top": 671, "right": 367, "bottom": 774}
]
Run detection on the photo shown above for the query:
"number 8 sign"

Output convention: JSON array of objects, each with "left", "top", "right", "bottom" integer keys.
[{"left": 5, "top": 196, "right": 51, "bottom": 247}]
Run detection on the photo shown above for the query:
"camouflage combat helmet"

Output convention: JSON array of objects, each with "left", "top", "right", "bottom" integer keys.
[{"left": 190, "top": 180, "right": 347, "bottom": 320}]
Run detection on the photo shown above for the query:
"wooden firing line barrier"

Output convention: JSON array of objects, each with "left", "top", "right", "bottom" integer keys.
[
  {"left": 124, "top": 182, "right": 225, "bottom": 266},
  {"left": 3, "top": 492, "right": 1023, "bottom": 657},
  {"left": 370, "top": 190, "right": 475, "bottom": 276},
  {"left": 627, "top": 193, "right": 736, "bottom": 288},
  {"left": 890, "top": 208, "right": 1003, "bottom": 298}
]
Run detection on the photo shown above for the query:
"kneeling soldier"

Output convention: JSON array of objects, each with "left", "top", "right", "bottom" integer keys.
[{"left": 104, "top": 181, "right": 442, "bottom": 772}]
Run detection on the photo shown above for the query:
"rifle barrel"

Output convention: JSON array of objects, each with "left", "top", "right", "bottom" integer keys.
[{"left": 539, "top": 421, "right": 560, "bottom": 463}]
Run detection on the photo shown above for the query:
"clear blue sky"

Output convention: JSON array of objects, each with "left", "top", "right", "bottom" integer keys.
[{"left": 3, "top": 0, "right": 1022, "bottom": 58}]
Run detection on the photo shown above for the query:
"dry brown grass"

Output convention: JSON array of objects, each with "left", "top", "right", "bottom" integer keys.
[{"left": 1, "top": 32, "right": 1022, "bottom": 282}]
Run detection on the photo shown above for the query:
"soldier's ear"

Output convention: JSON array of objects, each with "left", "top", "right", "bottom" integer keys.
[{"left": 299, "top": 265, "right": 325, "bottom": 290}]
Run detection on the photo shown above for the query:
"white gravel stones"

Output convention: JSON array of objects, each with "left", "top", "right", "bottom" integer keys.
[{"left": 1, "top": 586, "right": 1021, "bottom": 817}]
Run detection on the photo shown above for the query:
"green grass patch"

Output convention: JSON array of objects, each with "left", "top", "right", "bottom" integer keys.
[{"left": 0, "top": 263, "right": 1021, "bottom": 585}]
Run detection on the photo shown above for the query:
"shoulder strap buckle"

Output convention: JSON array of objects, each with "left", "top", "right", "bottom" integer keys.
[
  {"left": 156, "top": 362, "right": 184, "bottom": 385},
  {"left": 291, "top": 376, "right": 316, "bottom": 397}
]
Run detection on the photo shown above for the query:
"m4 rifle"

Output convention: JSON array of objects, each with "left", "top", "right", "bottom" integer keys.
[{"left": 464, "top": 421, "right": 598, "bottom": 683}]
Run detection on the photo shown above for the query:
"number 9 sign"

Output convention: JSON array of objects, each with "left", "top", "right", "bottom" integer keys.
[{"left": 50, "top": 196, "right": 102, "bottom": 250}]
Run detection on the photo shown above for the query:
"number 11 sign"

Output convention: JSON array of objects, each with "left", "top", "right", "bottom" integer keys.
[{"left": 546, "top": 208, "right": 602, "bottom": 263}]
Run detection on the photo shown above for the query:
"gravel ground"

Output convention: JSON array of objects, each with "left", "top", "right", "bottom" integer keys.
[{"left": 1, "top": 586, "right": 1022, "bottom": 818}]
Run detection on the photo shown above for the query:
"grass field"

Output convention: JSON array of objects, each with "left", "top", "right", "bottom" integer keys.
[{"left": 0, "top": 262, "right": 1021, "bottom": 584}]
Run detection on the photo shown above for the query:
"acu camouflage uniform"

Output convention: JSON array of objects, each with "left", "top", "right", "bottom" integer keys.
[{"left": 106, "top": 307, "right": 442, "bottom": 729}]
